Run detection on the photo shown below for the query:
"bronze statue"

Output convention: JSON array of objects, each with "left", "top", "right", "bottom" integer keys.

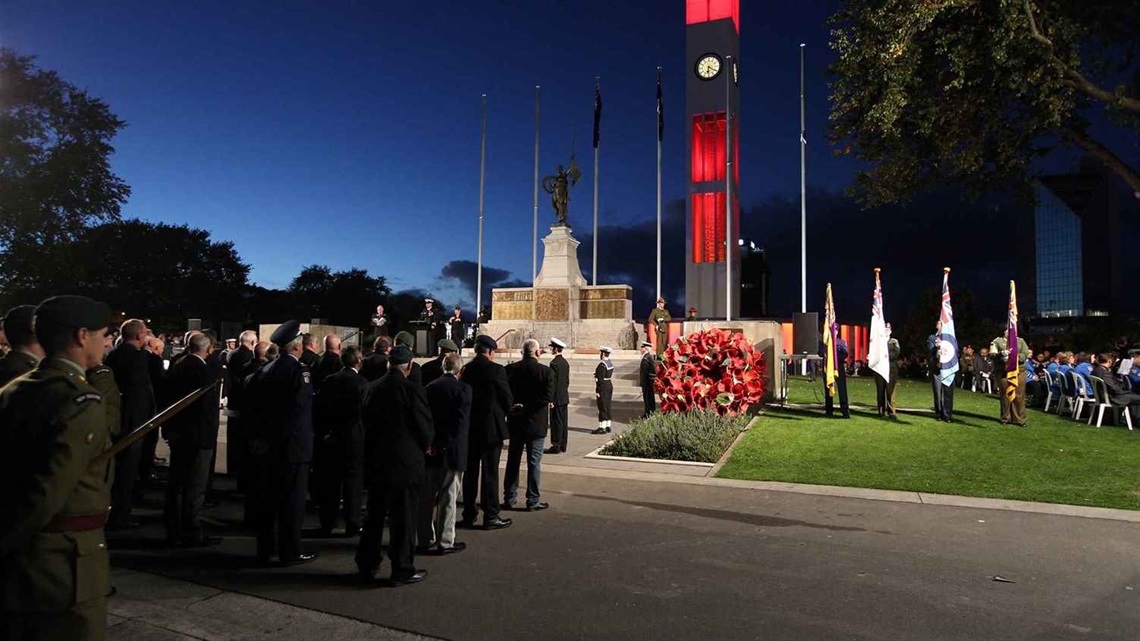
[{"left": 542, "top": 156, "right": 582, "bottom": 227}]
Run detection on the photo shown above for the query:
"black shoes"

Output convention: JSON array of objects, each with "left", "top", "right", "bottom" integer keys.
[
  {"left": 456, "top": 519, "right": 478, "bottom": 529},
  {"left": 544, "top": 446, "right": 561, "bottom": 454},
  {"left": 390, "top": 570, "right": 428, "bottom": 586},
  {"left": 433, "top": 542, "right": 467, "bottom": 555},
  {"left": 499, "top": 501, "right": 517, "bottom": 511},
  {"left": 483, "top": 517, "right": 512, "bottom": 530},
  {"left": 526, "top": 502, "right": 549, "bottom": 512},
  {"left": 591, "top": 428, "right": 607, "bottom": 435},
  {"left": 280, "top": 552, "right": 319, "bottom": 567}
]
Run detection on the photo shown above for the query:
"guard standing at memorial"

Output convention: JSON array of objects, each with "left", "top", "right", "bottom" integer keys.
[
  {"left": 648, "top": 298, "right": 671, "bottom": 358},
  {"left": 639, "top": 341, "right": 657, "bottom": 418},
  {"left": 245, "top": 320, "right": 318, "bottom": 566},
  {"left": 820, "top": 337, "right": 851, "bottom": 419},
  {"left": 545, "top": 338, "right": 570, "bottom": 454},
  {"left": 990, "top": 330, "right": 1030, "bottom": 426},
  {"left": 421, "top": 299, "right": 444, "bottom": 357},
  {"left": 0, "top": 305, "right": 42, "bottom": 388},
  {"left": 0, "top": 295, "right": 115, "bottom": 641},
  {"left": 592, "top": 346, "right": 614, "bottom": 434},
  {"left": 928, "top": 322, "right": 954, "bottom": 422}
]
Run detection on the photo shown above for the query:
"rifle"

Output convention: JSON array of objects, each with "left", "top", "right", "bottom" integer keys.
[{"left": 90, "top": 380, "right": 219, "bottom": 468}]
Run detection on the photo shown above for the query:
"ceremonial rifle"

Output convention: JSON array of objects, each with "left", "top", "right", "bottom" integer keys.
[{"left": 90, "top": 380, "right": 220, "bottom": 468}]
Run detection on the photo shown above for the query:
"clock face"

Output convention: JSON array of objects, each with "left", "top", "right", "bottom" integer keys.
[{"left": 695, "top": 53, "right": 722, "bottom": 80}]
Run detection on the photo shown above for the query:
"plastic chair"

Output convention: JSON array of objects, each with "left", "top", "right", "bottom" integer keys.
[
  {"left": 1088, "top": 376, "right": 1135, "bottom": 430},
  {"left": 1069, "top": 370, "right": 1092, "bottom": 421},
  {"left": 1043, "top": 370, "right": 1060, "bottom": 413},
  {"left": 1056, "top": 370, "right": 1075, "bottom": 416},
  {"left": 976, "top": 371, "right": 993, "bottom": 395}
]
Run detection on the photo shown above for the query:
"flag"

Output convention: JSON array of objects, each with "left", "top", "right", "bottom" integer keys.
[
  {"left": 656, "top": 68, "right": 664, "bottom": 142},
  {"left": 937, "top": 269, "right": 959, "bottom": 387},
  {"left": 824, "top": 283, "right": 839, "bottom": 398},
  {"left": 868, "top": 269, "right": 890, "bottom": 383},
  {"left": 1005, "top": 280, "right": 1020, "bottom": 402},
  {"left": 593, "top": 78, "right": 602, "bottom": 149}
]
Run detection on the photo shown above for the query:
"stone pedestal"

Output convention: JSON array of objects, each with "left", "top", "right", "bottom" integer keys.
[{"left": 535, "top": 224, "right": 587, "bottom": 288}]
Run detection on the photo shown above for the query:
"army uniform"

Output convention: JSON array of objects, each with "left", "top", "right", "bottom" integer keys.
[
  {"left": 990, "top": 335, "right": 1031, "bottom": 426},
  {"left": 0, "top": 306, "right": 41, "bottom": 389},
  {"left": 0, "top": 296, "right": 114, "bottom": 641},
  {"left": 592, "top": 347, "right": 614, "bottom": 434},
  {"left": 648, "top": 301, "right": 671, "bottom": 358}
]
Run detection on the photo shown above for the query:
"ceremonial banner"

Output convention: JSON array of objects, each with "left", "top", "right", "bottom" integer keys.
[
  {"left": 1005, "top": 280, "right": 1020, "bottom": 402},
  {"left": 937, "top": 268, "right": 959, "bottom": 387},
  {"left": 868, "top": 268, "right": 890, "bottom": 383},
  {"left": 824, "top": 283, "right": 839, "bottom": 398}
]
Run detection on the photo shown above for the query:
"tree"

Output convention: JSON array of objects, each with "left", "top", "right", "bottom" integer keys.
[
  {"left": 0, "top": 48, "right": 131, "bottom": 304},
  {"left": 70, "top": 220, "right": 250, "bottom": 331},
  {"left": 829, "top": 1, "right": 1140, "bottom": 205},
  {"left": 287, "top": 265, "right": 390, "bottom": 327}
]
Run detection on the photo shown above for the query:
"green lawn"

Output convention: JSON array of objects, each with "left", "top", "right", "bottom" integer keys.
[{"left": 717, "top": 376, "right": 1140, "bottom": 510}]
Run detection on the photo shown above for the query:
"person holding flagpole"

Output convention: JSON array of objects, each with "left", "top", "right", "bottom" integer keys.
[
  {"left": 928, "top": 268, "right": 959, "bottom": 423},
  {"left": 868, "top": 269, "right": 894, "bottom": 418},
  {"left": 991, "top": 281, "right": 1031, "bottom": 427},
  {"left": 820, "top": 284, "right": 849, "bottom": 419}
]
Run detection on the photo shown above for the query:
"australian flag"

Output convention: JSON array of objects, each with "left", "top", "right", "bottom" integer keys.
[
  {"left": 593, "top": 78, "right": 602, "bottom": 149},
  {"left": 656, "top": 67, "right": 664, "bottom": 142},
  {"left": 937, "top": 269, "right": 959, "bottom": 387}
]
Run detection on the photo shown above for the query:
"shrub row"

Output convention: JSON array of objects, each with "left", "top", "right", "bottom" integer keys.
[{"left": 599, "top": 411, "right": 751, "bottom": 463}]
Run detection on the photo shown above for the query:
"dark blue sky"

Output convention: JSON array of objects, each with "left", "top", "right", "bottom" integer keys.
[{"left": 1, "top": 0, "right": 847, "bottom": 306}]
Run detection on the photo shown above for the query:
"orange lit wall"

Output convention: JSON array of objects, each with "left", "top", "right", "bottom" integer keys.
[
  {"left": 691, "top": 113, "right": 726, "bottom": 182},
  {"left": 779, "top": 322, "right": 869, "bottom": 363},
  {"left": 685, "top": 0, "right": 739, "bottom": 32},
  {"left": 691, "top": 192, "right": 725, "bottom": 263}
]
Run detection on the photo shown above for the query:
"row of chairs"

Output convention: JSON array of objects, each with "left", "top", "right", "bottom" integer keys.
[{"left": 1042, "top": 369, "right": 1134, "bottom": 430}]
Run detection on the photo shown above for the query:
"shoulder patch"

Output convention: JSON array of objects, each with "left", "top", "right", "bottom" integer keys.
[
  {"left": 302, "top": 372, "right": 311, "bottom": 384},
  {"left": 74, "top": 392, "right": 102, "bottom": 405}
]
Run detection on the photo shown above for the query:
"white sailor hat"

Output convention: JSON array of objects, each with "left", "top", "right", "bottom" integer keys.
[
  {"left": 549, "top": 337, "right": 567, "bottom": 349},
  {"left": 599, "top": 345, "right": 612, "bottom": 354},
  {"left": 640, "top": 341, "right": 653, "bottom": 348}
]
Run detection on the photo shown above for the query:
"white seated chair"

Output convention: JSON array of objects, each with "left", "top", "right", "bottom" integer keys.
[
  {"left": 975, "top": 371, "right": 993, "bottom": 395},
  {"left": 1070, "top": 370, "right": 1093, "bottom": 421},
  {"left": 1088, "top": 376, "right": 1135, "bottom": 430}
]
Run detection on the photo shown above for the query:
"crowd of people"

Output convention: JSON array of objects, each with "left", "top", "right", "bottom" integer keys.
[{"left": 0, "top": 296, "right": 621, "bottom": 640}]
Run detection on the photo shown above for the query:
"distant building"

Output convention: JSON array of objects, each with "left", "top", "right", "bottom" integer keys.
[
  {"left": 1021, "top": 158, "right": 1140, "bottom": 319},
  {"left": 739, "top": 238, "right": 769, "bottom": 318}
]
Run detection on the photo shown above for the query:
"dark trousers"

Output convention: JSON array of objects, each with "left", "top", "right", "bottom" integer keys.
[
  {"left": 356, "top": 482, "right": 418, "bottom": 577},
  {"left": 137, "top": 428, "right": 161, "bottom": 490},
  {"left": 110, "top": 439, "right": 142, "bottom": 526},
  {"left": 825, "top": 374, "right": 850, "bottom": 417},
  {"left": 933, "top": 379, "right": 954, "bottom": 421},
  {"left": 597, "top": 382, "right": 613, "bottom": 421},
  {"left": 641, "top": 383, "right": 656, "bottom": 418},
  {"left": 226, "top": 415, "right": 245, "bottom": 481},
  {"left": 549, "top": 404, "right": 568, "bottom": 451},
  {"left": 163, "top": 444, "right": 213, "bottom": 543},
  {"left": 416, "top": 462, "right": 445, "bottom": 546},
  {"left": 463, "top": 439, "right": 502, "bottom": 523},
  {"left": 315, "top": 452, "right": 363, "bottom": 532},
  {"left": 503, "top": 436, "right": 544, "bottom": 506},
  {"left": 254, "top": 461, "right": 308, "bottom": 561},
  {"left": 874, "top": 373, "right": 895, "bottom": 416}
]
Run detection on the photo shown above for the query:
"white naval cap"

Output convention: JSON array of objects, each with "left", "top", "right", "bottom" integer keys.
[{"left": 549, "top": 337, "right": 567, "bottom": 349}]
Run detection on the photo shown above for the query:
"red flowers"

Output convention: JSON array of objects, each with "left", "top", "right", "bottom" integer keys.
[{"left": 655, "top": 328, "right": 766, "bottom": 416}]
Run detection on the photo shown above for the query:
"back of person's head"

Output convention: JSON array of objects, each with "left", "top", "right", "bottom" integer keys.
[
  {"left": 302, "top": 333, "right": 316, "bottom": 350},
  {"left": 522, "top": 338, "right": 540, "bottom": 358},
  {"left": 341, "top": 345, "right": 362, "bottom": 369},
  {"left": 443, "top": 352, "right": 463, "bottom": 374},
  {"left": 240, "top": 330, "right": 257, "bottom": 347},
  {"left": 254, "top": 340, "right": 269, "bottom": 359},
  {"left": 325, "top": 334, "right": 341, "bottom": 352},
  {"left": 266, "top": 344, "right": 280, "bottom": 361},
  {"left": 1096, "top": 352, "right": 1112, "bottom": 365},
  {"left": 120, "top": 318, "right": 147, "bottom": 343},
  {"left": 373, "top": 336, "right": 390, "bottom": 354},
  {"left": 474, "top": 343, "right": 489, "bottom": 356},
  {"left": 188, "top": 333, "right": 211, "bottom": 355},
  {"left": 2, "top": 305, "right": 36, "bottom": 348}
]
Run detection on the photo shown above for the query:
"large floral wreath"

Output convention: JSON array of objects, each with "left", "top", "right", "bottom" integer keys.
[{"left": 655, "top": 328, "right": 766, "bottom": 415}]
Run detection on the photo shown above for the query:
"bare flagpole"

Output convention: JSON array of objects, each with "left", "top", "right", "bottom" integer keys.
[
  {"left": 592, "top": 76, "right": 601, "bottom": 287},
  {"left": 656, "top": 67, "right": 663, "bottom": 301},
  {"left": 725, "top": 55, "right": 733, "bottom": 322},
  {"left": 532, "top": 86, "right": 540, "bottom": 284},
  {"left": 800, "top": 44, "right": 808, "bottom": 374},
  {"left": 476, "top": 95, "right": 487, "bottom": 326}
]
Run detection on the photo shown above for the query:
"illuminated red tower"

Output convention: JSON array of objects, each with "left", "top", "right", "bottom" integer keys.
[{"left": 685, "top": 0, "right": 739, "bottom": 318}]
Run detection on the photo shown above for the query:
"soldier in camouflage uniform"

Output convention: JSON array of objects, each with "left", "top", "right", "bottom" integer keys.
[
  {"left": 990, "top": 331, "right": 1031, "bottom": 426},
  {"left": 0, "top": 295, "right": 115, "bottom": 641}
]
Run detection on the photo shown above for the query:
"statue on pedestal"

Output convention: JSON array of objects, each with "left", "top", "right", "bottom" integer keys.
[{"left": 542, "top": 156, "right": 581, "bottom": 227}]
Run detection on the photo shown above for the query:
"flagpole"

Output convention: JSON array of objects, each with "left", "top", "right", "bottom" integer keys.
[
  {"left": 476, "top": 95, "right": 487, "bottom": 326},
  {"left": 725, "top": 55, "right": 733, "bottom": 322},
  {"left": 592, "top": 76, "right": 600, "bottom": 287},
  {"left": 532, "top": 85, "right": 540, "bottom": 284},
  {"left": 656, "top": 67, "right": 663, "bottom": 301},
  {"left": 799, "top": 44, "right": 808, "bottom": 374}
]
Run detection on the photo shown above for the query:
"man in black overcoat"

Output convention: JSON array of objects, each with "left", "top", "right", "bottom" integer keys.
[
  {"left": 458, "top": 335, "right": 513, "bottom": 530},
  {"left": 105, "top": 318, "right": 155, "bottom": 528},
  {"left": 313, "top": 346, "right": 366, "bottom": 536},
  {"left": 545, "top": 338, "right": 570, "bottom": 454},
  {"left": 503, "top": 339, "right": 554, "bottom": 511},
  {"left": 423, "top": 352, "right": 471, "bottom": 554}
]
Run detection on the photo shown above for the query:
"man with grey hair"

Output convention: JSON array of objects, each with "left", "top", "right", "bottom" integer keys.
[
  {"left": 105, "top": 318, "right": 155, "bottom": 529},
  {"left": 422, "top": 352, "right": 471, "bottom": 554},
  {"left": 225, "top": 330, "right": 257, "bottom": 496},
  {"left": 313, "top": 334, "right": 343, "bottom": 392},
  {"left": 502, "top": 339, "right": 554, "bottom": 511}
]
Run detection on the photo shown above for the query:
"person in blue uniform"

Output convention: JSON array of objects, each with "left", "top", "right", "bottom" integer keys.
[
  {"left": 592, "top": 346, "right": 614, "bottom": 434},
  {"left": 245, "top": 320, "right": 318, "bottom": 566},
  {"left": 928, "top": 321, "right": 954, "bottom": 422},
  {"left": 820, "top": 337, "right": 850, "bottom": 418},
  {"left": 638, "top": 341, "right": 656, "bottom": 418},
  {"left": 545, "top": 338, "right": 570, "bottom": 454}
]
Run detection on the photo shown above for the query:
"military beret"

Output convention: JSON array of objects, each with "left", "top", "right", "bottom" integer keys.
[
  {"left": 270, "top": 320, "right": 302, "bottom": 346},
  {"left": 34, "top": 296, "right": 112, "bottom": 330},
  {"left": 395, "top": 331, "right": 415, "bottom": 348},
  {"left": 388, "top": 344, "right": 413, "bottom": 365},
  {"left": 549, "top": 337, "right": 567, "bottom": 349},
  {"left": 599, "top": 345, "right": 613, "bottom": 354},
  {"left": 475, "top": 335, "right": 497, "bottom": 350},
  {"left": 438, "top": 339, "right": 458, "bottom": 353},
  {"left": 640, "top": 341, "right": 653, "bottom": 348},
  {"left": 1, "top": 305, "right": 36, "bottom": 332}
]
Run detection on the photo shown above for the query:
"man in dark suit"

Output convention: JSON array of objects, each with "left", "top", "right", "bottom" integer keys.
[
  {"left": 0, "top": 305, "right": 43, "bottom": 388},
  {"left": 421, "top": 299, "right": 444, "bottom": 357},
  {"left": 1092, "top": 353, "right": 1140, "bottom": 423},
  {"left": 355, "top": 345, "right": 433, "bottom": 586},
  {"left": 459, "top": 335, "right": 513, "bottom": 530},
  {"left": 423, "top": 352, "right": 471, "bottom": 554},
  {"left": 223, "top": 331, "right": 255, "bottom": 487},
  {"left": 300, "top": 333, "right": 319, "bottom": 368},
  {"left": 313, "top": 346, "right": 367, "bottom": 536},
  {"left": 162, "top": 333, "right": 221, "bottom": 547},
  {"left": 638, "top": 340, "right": 658, "bottom": 418},
  {"left": 361, "top": 336, "right": 390, "bottom": 382},
  {"left": 105, "top": 318, "right": 155, "bottom": 528},
  {"left": 545, "top": 338, "right": 570, "bottom": 454},
  {"left": 138, "top": 335, "right": 168, "bottom": 491},
  {"left": 503, "top": 339, "right": 554, "bottom": 511},
  {"left": 312, "top": 334, "right": 343, "bottom": 392},
  {"left": 245, "top": 320, "right": 318, "bottom": 566},
  {"left": 421, "top": 339, "right": 458, "bottom": 387},
  {"left": 820, "top": 333, "right": 851, "bottom": 419},
  {"left": 394, "top": 331, "right": 423, "bottom": 386}
]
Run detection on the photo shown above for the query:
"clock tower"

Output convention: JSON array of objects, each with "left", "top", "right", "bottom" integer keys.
[{"left": 685, "top": 0, "right": 739, "bottom": 318}]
